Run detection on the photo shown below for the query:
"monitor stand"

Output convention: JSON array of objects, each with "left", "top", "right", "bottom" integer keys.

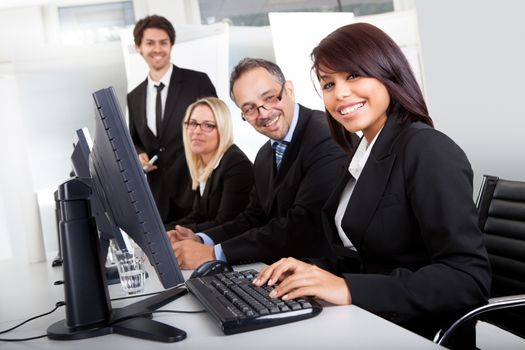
[
  {"left": 52, "top": 187, "right": 147, "bottom": 286},
  {"left": 52, "top": 258, "right": 125, "bottom": 286},
  {"left": 47, "top": 178, "right": 187, "bottom": 342},
  {"left": 52, "top": 246, "right": 134, "bottom": 285},
  {"left": 51, "top": 190, "right": 63, "bottom": 267},
  {"left": 47, "top": 288, "right": 188, "bottom": 342}
]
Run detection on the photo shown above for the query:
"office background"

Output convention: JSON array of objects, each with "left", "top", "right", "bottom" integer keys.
[{"left": 0, "top": 0, "right": 524, "bottom": 267}]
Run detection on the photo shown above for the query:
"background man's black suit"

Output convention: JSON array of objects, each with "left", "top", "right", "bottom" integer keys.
[{"left": 128, "top": 64, "right": 217, "bottom": 222}]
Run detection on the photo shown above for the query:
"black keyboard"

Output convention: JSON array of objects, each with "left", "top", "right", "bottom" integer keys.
[{"left": 185, "top": 269, "right": 322, "bottom": 334}]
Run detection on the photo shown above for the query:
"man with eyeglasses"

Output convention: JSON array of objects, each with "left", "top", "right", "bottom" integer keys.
[
  {"left": 169, "top": 57, "right": 351, "bottom": 268},
  {"left": 127, "top": 15, "right": 217, "bottom": 224}
]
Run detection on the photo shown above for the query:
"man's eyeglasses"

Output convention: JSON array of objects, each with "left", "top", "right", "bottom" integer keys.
[
  {"left": 241, "top": 83, "right": 286, "bottom": 121},
  {"left": 184, "top": 120, "right": 217, "bottom": 132}
]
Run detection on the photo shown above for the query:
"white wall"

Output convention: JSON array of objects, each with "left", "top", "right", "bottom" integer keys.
[
  {"left": 14, "top": 43, "right": 128, "bottom": 191},
  {"left": 415, "top": 0, "right": 525, "bottom": 192},
  {"left": 0, "top": 6, "right": 45, "bottom": 48},
  {"left": 0, "top": 67, "right": 46, "bottom": 263}
]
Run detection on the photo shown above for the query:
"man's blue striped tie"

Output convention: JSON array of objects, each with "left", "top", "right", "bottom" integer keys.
[{"left": 273, "top": 141, "right": 288, "bottom": 169}]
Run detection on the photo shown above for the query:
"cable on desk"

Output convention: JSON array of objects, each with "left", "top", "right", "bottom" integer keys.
[
  {"left": 0, "top": 284, "right": 197, "bottom": 342},
  {"left": 0, "top": 334, "right": 49, "bottom": 342},
  {"left": 0, "top": 302, "right": 65, "bottom": 342},
  {"left": 107, "top": 283, "right": 204, "bottom": 326},
  {"left": 110, "top": 282, "right": 186, "bottom": 302}
]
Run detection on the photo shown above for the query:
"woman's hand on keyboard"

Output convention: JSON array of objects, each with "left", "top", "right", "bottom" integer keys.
[{"left": 253, "top": 257, "right": 352, "bottom": 306}]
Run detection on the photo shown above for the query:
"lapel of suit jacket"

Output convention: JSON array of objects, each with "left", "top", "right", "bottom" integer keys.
[
  {"left": 200, "top": 146, "right": 229, "bottom": 214},
  {"left": 136, "top": 79, "right": 158, "bottom": 142},
  {"left": 257, "top": 141, "right": 276, "bottom": 213},
  {"left": 200, "top": 171, "right": 214, "bottom": 215},
  {"left": 260, "top": 105, "right": 310, "bottom": 214},
  {"left": 159, "top": 65, "right": 184, "bottom": 139},
  {"left": 272, "top": 104, "right": 309, "bottom": 184},
  {"left": 322, "top": 160, "right": 353, "bottom": 247},
  {"left": 341, "top": 115, "right": 404, "bottom": 250}
]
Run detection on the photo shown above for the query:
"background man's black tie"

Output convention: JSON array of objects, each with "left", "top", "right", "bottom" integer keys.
[{"left": 155, "top": 83, "right": 165, "bottom": 137}]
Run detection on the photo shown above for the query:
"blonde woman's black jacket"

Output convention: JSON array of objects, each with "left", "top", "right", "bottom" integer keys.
[{"left": 170, "top": 144, "right": 254, "bottom": 232}]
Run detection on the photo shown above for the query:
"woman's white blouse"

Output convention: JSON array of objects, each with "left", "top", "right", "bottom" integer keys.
[{"left": 334, "top": 129, "right": 382, "bottom": 250}]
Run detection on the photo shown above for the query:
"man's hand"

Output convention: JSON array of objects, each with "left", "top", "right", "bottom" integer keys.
[
  {"left": 138, "top": 152, "right": 157, "bottom": 172},
  {"left": 167, "top": 225, "right": 202, "bottom": 244},
  {"left": 172, "top": 240, "right": 215, "bottom": 269}
]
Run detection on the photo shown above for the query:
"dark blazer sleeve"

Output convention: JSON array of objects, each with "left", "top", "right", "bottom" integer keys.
[
  {"left": 197, "top": 72, "right": 217, "bottom": 99},
  {"left": 177, "top": 146, "right": 254, "bottom": 232},
  {"left": 344, "top": 129, "right": 491, "bottom": 323}
]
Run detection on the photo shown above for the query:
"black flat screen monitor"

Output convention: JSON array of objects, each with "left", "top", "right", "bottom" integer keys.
[
  {"left": 90, "top": 87, "right": 183, "bottom": 288},
  {"left": 47, "top": 87, "right": 186, "bottom": 342},
  {"left": 70, "top": 127, "right": 127, "bottom": 284}
]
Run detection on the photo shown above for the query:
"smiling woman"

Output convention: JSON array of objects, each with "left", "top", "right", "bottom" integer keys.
[
  {"left": 255, "top": 22, "right": 491, "bottom": 350},
  {"left": 318, "top": 70, "right": 389, "bottom": 142},
  {"left": 165, "top": 97, "right": 254, "bottom": 234}
]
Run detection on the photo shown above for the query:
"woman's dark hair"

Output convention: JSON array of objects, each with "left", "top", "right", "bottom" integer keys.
[
  {"left": 311, "top": 22, "right": 432, "bottom": 153},
  {"left": 133, "top": 15, "right": 176, "bottom": 46}
]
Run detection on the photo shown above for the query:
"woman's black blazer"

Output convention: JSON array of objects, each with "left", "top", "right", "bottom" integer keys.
[
  {"left": 171, "top": 144, "right": 254, "bottom": 232},
  {"left": 320, "top": 115, "right": 491, "bottom": 340}
]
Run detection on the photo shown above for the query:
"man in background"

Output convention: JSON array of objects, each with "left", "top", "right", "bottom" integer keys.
[
  {"left": 128, "top": 15, "right": 217, "bottom": 223},
  {"left": 169, "top": 58, "right": 351, "bottom": 268}
]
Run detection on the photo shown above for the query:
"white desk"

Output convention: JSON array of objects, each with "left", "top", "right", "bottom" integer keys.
[{"left": 0, "top": 259, "right": 443, "bottom": 349}]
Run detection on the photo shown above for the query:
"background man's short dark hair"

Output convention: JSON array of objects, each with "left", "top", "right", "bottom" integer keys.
[{"left": 133, "top": 15, "right": 176, "bottom": 46}]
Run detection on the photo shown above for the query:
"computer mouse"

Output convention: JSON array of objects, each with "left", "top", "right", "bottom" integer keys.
[{"left": 190, "top": 260, "right": 233, "bottom": 279}]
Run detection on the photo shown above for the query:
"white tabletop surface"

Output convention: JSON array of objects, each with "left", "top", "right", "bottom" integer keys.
[{"left": 0, "top": 259, "right": 443, "bottom": 349}]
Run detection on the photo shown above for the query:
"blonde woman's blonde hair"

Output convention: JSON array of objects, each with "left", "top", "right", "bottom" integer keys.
[{"left": 182, "top": 97, "right": 234, "bottom": 190}]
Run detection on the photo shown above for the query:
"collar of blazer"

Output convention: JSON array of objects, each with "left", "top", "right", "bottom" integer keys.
[
  {"left": 158, "top": 65, "right": 184, "bottom": 139},
  {"left": 198, "top": 144, "right": 233, "bottom": 204},
  {"left": 274, "top": 104, "right": 311, "bottom": 178},
  {"left": 258, "top": 104, "right": 314, "bottom": 213},
  {"left": 132, "top": 79, "right": 157, "bottom": 144},
  {"left": 330, "top": 114, "right": 423, "bottom": 251}
]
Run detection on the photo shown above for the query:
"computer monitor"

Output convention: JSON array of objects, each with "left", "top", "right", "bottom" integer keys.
[
  {"left": 47, "top": 87, "right": 187, "bottom": 342},
  {"left": 70, "top": 127, "right": 128, "bottom": 285},
  {"left": 71, "top": 127, "right": 93, "bottom": 179}
]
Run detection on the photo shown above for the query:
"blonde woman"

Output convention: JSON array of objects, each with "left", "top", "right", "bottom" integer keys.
[{"left": 166, "top": 97, "right": 253, "bottom": 236}]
